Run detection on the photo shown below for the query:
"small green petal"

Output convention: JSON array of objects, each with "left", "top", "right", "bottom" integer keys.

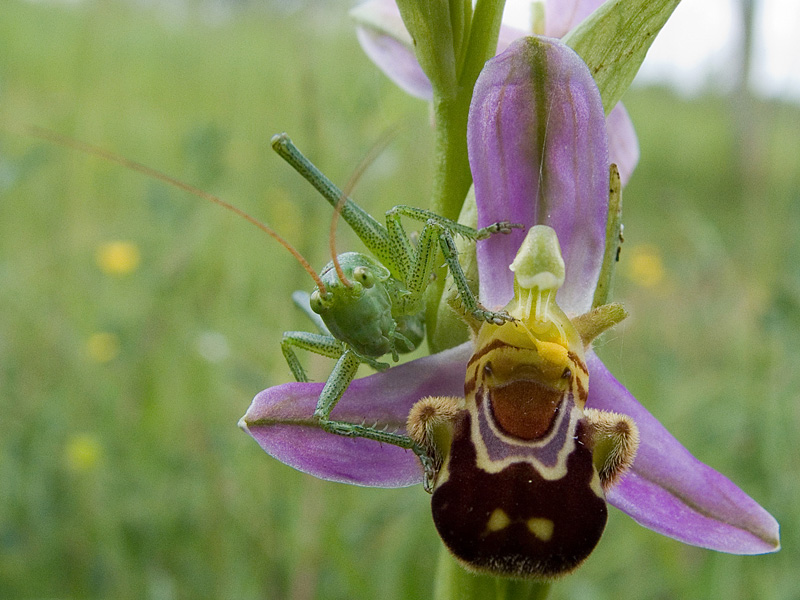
[
  {"left": 563, "top": 0, "right": 682, "bottom": 113},
  {"left": 394, "top": 0, "right": 458, "bottom": 96}
]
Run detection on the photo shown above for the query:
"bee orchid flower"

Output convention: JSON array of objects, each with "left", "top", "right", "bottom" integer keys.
[{"left": 240, "top": 36, "right": 779, "bottom": 556}]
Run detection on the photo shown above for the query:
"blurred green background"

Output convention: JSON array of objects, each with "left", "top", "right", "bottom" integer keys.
[{"left": 0, "top": 1, "right": 796, "bottom": 598}]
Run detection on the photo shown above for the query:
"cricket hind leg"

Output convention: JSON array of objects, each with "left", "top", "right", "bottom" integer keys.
[
  {"left": 384, "top": 206, "right": 518, "bottom": 325},
  {"left": 313, "top": 349, "right": 437, "bottom": 480}
]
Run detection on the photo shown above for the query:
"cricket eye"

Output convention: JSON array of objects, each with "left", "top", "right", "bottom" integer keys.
[
  {"left": 353, "top": 266, "right": 375, "bottom": 288},
  {"left": 309, "top": 289, "right": 331, "bottom": 314}
]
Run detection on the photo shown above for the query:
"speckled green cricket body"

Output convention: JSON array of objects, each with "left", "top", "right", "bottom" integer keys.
[
  {"left": 272, "top": 134, "right": 526, "bottom": 465},
  {"left": 311, "top": 252, "right": 424, "bottom": 358}
]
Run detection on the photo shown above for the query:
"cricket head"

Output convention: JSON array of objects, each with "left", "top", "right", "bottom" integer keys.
[{"left": 310, "top": 252, "right": 397, "bottom": 356}]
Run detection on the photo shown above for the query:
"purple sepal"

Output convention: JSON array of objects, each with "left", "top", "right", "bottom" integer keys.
[
  {"left": 352, "top": 0, "right": 432, "bottom": 100},
  {"left": 240, "top": 343, "right": 470, "bottom": 487},
  {"left": 545, "top": 0, "right": 602, "bottom": 38},
  {"left": 607, "top": 103, "right": 639, "bottom": 186},
  {"left": 355, "top": 25, "right": 433, "bottom": 100},
  {"left": 586, "top": 352, "right": 781, "bottom": 554},
  {"left": 468, "top": 36, "right": 609, "bottom": 315},
  {"left": 352, "top": 0, "right": 527, "bottom": 102}
]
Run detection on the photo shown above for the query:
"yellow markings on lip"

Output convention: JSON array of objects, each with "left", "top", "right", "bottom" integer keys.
[
  {"left": 485, "top": 510, "right": 555, "bottom": 541},
  {"left": 589, "top": 469, "right": 605, "bottom": 499},
  {"left": 486, "top": 508, "right": 512, "bottom": 533},
  {"left": 532, "top": 338, "right": 568, "bottom": 373},
  {"left": 527, "top": 518, "right": 554, "bottom": 542}
]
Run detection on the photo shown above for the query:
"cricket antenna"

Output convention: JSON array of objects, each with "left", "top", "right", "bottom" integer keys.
[
  {"left": 25, "top": 125, "right": 328, "bottom": 295},
  {"left": 329, "top": 127, "right": 398, "bottom": 288}
]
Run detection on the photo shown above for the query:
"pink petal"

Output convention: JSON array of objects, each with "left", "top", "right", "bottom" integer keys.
[
  {"left": 607, "top": 103, "right": 640, "bottom": 186},
  {"left": 545, "top": 0, "right": 602, "bottom": 38},
  {"left": 586, "top": 353, "right": 781, "bottom": 554},
  {"left": 240, "top": 343, "right": 471, "bottom": 486}
]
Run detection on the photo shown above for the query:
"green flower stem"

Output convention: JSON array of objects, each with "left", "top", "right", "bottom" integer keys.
[
  {"left": 434, "top": 545, "right": 551, "bottom": 600},
  {"left": 425, "top": 0, "right": 507, "bottom": 351},
  {"left": 430, "top": 0, "right": 507, "bottom": 221},
  {"left": 424, "top": 91, "right": 472, "bottom": 352},
  {"left": 430, "top": 94, "right": 472, "bottom": 221},
  {"left": 394, "top": 0, "right": 457, "bottom": 94}
]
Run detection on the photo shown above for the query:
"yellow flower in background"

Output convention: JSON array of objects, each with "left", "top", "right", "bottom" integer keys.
[
  {"left": 96, "top": 241, "right": 141, "bottom": 275},
  {"left": 626, "top": 244, "right": 665, "bottom": 288},
  {"left": 87, "top": 332, "right": 120, "bottom": 363},
  {"left": 65, "top": 434, "right": 102, "bottom": 473}
]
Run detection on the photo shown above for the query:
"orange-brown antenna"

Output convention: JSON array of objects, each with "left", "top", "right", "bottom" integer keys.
[
  {"left": 26, "top": 125, "right": 328, "bottom": 295},
  {"left": 329, "top": 127, "right": 399, "bottom": 287}
]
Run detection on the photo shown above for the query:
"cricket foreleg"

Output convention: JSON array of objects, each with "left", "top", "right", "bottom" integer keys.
[
  {"left": 382, "top": 205, "right": 521, "bottom": 289},
  {"left": 281, "top": 331, "right": 346, "bottom": 383},
  {"left": 387, "top": 205, "right": 522, "bottom": 242},
  {"left": 437, "top": 229, "right": 513, "bottom": 325},
  {"left": 384, "top": 207, "right": 517, "bottom": 324},
  {"left": 313, "top": 349, "right": 435, "bottom": 476}
]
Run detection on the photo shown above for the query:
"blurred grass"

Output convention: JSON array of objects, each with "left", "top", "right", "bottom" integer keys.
[{"left": 0, "top": 1, "right": 796, "bottom": 599}]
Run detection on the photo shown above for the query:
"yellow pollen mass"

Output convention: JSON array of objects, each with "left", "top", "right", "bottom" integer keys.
[
  {"left": 96, "top": 241, "right": 141, "bottom": 276},
  {"left": 486, "top": 508, "right": 511, "bottom": 533},
  {"left": 527, "top": 518, "right": 554, "bottom": 541},
  {"left": 533, "top": 338, "right": 568, "bottom": 370}
]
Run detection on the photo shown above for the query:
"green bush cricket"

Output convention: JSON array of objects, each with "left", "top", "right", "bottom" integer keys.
[
  {"left": 270, "top": 133, "right": 520, "bottom": 466},
  {"left": 27, "top": 127, "right": 520, "bottom": 472}
]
